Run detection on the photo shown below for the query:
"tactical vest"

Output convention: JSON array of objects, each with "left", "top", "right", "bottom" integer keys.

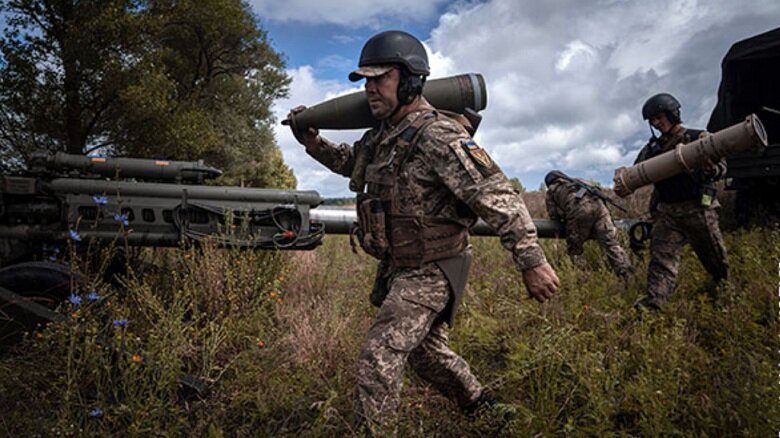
[
  {"left": 647, "top": 128, "right": 715, "bottom": 204},
  {"left": 351, "top": 110, "right": 470, "bottom": 268}
]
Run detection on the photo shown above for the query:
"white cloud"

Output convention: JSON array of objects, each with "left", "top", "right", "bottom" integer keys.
[
  {"left": 250, "top": 0, "right": 448, "bottom": 26},
  {"left": 555, "top": 40, "right": 597, "bottom": 73},
  {"left": 425, "top": 0, "right": 780, "bottom": 188},
  {"left": 265, "top": 0, "right": 780, "bottom": 196}
]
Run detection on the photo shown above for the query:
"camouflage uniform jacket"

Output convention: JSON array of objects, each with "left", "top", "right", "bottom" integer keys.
[
  {"left": 306, "top": 98, "right": 546, "bottom": 271},
  {"left": 545, "top": 178, "right": 605, "bottom": 224}
]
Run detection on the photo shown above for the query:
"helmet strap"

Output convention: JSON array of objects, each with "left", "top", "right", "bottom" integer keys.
[{"left": 648, "top": 122, "right": 658, "bottom": 139}]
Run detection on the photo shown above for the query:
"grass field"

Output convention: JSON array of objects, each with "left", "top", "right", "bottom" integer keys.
[{"left": 0, "top": 197, "right": 777, "bottom": 436}]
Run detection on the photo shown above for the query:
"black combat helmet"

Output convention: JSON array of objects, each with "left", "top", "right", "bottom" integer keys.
[
  {"left": 642, "top": 93, "right": 682, "bottom": 124},
  {"left": 545, "top": 170, "right": 568, "bottom": 187},
  {"left": 349, "top": 30, "right": 430, "bottom": 82},
  {"left": 349, "top": 30, "right": 430, "bottom": 106}
]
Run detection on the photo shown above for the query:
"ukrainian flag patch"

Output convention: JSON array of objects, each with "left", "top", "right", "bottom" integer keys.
[{"left": 462, "top": 140, "right": 493, "bottom": 168}]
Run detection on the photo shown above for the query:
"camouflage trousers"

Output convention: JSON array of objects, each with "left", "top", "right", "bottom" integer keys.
[
  {"left": 565, "top": 203, "right": 632, "bottom": 278},
  {"left": 645, "top": 202, "right": 729, "bottom": 307},
  {"left": 355, "top": 263, "right": 483, "bottom": 428}
]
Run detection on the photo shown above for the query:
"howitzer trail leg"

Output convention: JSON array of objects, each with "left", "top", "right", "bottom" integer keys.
[
  {"left": 646, "top": 213, "right": 687, "bottom": 307},
  {"left": 407, "top": 321, "right": 483, "bottom": 409},
  {"left": 354, "top": 264, "right": 450, "bottom": 427}
]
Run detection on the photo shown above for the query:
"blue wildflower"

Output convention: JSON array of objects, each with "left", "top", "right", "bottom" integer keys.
[
  {"left": 86, "top": 291, "right": 100, "bottom": 302},
  {"left": 67, "top": 293, "right": 82, "bottom": 306},
  {"left": 112, "top": 319, "right": 128, "bottom": 327},
  {"left": 113, "top": 213, "right": 129, "bottom": 226},
  {"left": 69, "top": 229, "right": 82, "bottom": 242},
  {"left": 88, "top": 408, "right": 103, "bottom": 417},
  {"left": 92, "top": 196, "right": 108, "bottom": 205}
]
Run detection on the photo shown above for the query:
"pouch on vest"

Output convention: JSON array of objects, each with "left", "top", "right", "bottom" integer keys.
[
  {"left": 700, "top": 185, "right": 716, "bottom": 207},
  {"left": 389, "top": 215, "right": 469, "bottom": 268},
  {"left": 356, "top": 192, "right": 389, "bottom": 259}
]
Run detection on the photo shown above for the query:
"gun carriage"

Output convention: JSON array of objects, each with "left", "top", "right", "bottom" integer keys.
[{"left": 0, "top": 151, "right": 325, "bottom": 344}]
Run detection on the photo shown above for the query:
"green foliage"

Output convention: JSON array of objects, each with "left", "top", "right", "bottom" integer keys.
[
  {"left": 0, "top": 0, "right": 294, "bottom": 188},
  {"left": 0, "top": 229, "right": 777, "bottom": 436},
  {"left": 508, "top": 176, "right": 525, "bottom": 193},
  {"left": 0, "top": 0, "right": 151, "bottom": 158}
]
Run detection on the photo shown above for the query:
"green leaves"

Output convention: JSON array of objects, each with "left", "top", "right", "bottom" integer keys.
[{"left": 0, "top": 0, "right": 293, "bottom": 188}]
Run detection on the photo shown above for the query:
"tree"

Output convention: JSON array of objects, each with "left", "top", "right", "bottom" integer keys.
[
  {"left": 0, "top": 0, "right": 151, "bottom": 161},
  {"left": 0, "top": 0, "right": 295, "bottom": 188},
  {"left": 508, "top": 176, "right": 525, "bottom": 193}
]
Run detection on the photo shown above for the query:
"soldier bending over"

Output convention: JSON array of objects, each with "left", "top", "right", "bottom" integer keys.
[{"left": 544, "top": 170, "right": 632, "bottom": 283}]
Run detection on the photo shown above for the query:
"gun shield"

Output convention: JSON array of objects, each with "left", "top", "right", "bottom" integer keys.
[
  {"left": 284, "top": 73, "right": 487, "bottom": 132},
  {"left": 614, "top": 114, "right": 768, "bottom": 195}
]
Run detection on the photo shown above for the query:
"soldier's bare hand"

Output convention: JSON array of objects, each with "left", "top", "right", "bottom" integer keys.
[
  {"left": 522, "top": 262, "right": 559, "bottom": 303},
  {"left": 286, "top": 105, "right": 321, "bottom": 150}
]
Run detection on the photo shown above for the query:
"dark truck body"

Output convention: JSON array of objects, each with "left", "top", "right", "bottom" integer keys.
[{"left": 707, "top": 27, "right": 780, "bottom": 222}]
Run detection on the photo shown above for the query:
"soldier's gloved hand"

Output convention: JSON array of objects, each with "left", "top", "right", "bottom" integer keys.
[
  {"left": 612, "top": 169, "right": 631, "bottom": 198},
  {"left": 286, "top": 105, "right": 322, "bottom": 151},
  {"left": 522, "top": 262, "right": 559, "bottom": 303},
  {"left": 613, "top": 184, "right": 630, "bottom": 198}
]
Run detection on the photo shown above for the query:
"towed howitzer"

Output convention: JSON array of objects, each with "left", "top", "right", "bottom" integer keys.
[
  {"left": 1, "top": 151, "right": 325, "bottom": 261},
  {"left": 613, "top": 114, "right": 768, "bottom": 195},
  {"left": 0, "top": 151, "right": 325, "bottom": 344}
]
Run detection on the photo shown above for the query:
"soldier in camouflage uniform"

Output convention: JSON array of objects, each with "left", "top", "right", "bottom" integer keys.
[
  {"left": 544, "top": 170, "right": 632, "bottom": 281},
  {"left": 616, "top": 93, "right": 729, "bottom": 310},
  {"left": 287, "top": 30, "right": 559, "bottom": 429}
]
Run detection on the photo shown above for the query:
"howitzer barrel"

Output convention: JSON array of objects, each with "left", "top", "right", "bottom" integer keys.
[
  {"left": 31, "top": 152, "right": 223, "bottom": 182},
  {"left": 614, "top": 114, "right": 768, "bottom": 195},
  {"left": 309, "top": 208, "right": 565, "bottom": 237},
  {"left": 44, "top": 179, "right": 323, "bottom": 206},
  {"left": 284, "top": 73, "right": 487, "bottom": 131}
]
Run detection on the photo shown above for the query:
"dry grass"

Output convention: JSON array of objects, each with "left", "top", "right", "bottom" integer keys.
[{"left": 0, "top": 203, "right": 775, "bottom": 436}]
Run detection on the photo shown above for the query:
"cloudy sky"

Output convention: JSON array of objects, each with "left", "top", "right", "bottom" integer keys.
[{"left": 250, "top": 0, "right": 780, "bottom": 197}]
